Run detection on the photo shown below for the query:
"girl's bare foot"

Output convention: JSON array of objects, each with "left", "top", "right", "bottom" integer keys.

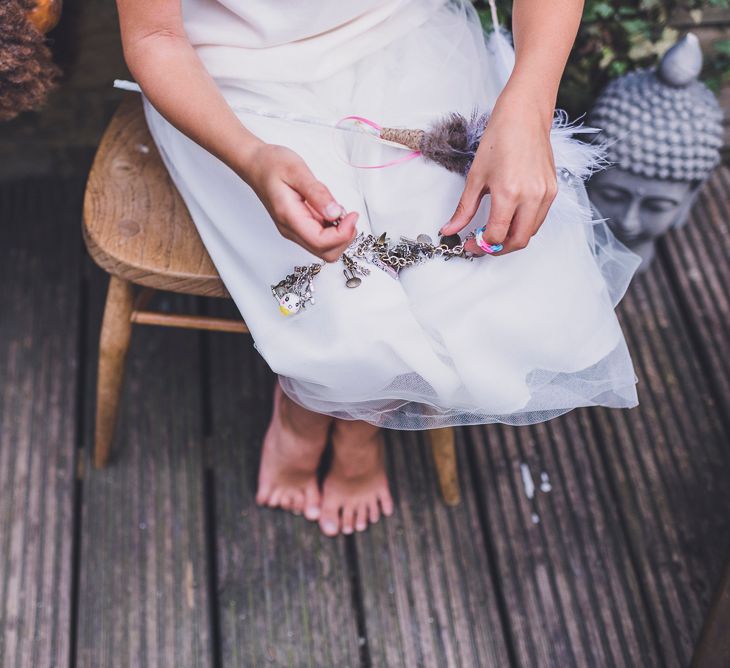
[
  {"left": 319, "top": 420, "right": 394, "bottom": 537},
  {"left": 256, "top": 380, "right": 331, "bottom": 520}
]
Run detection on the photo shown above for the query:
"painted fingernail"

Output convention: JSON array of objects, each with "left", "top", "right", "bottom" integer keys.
[
  {"left": 306, "top": 506, "right": 320, "bottom": 520},
  {"left": 325, "top": 202, "right": 344, "bottom": 219},
  {"left": 323, "top": 521, "right": 337, "bottom": 534}
]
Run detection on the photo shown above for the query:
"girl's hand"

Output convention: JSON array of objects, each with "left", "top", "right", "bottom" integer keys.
[
  {"left": 243, "top": 143, "right": 358, "bottom": 262},
  {"left": 439, "top": 87, "right": 558, "bottom": 256}
]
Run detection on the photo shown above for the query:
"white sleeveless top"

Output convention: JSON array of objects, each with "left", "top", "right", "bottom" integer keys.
[{"left": 182, "top": 0, "right": 446, "bottom": 83}]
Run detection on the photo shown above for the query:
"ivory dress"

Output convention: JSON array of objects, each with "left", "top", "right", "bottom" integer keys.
[{"left": 142, "top": 0, "right": 642, "bottom": 429}]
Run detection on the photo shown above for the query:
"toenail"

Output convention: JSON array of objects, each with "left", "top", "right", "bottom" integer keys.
[
  {"left": 323, "top": 521, "right": 337, "bottom": 534},
  {"left": 306, "top": 507, "right": 320, "bottom": 519},
  {"left": 356, "top": 524, "right": 367, "bottom": 532},
  {"left": 343, "top": 526, "right": 353, "bottom": 535}
]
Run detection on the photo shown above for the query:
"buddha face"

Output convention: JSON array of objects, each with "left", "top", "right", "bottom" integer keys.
[{"left": 587, "top": 167, "right": 699, "bottom": 271}]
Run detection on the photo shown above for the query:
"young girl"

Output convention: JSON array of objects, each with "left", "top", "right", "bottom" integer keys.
[{"left": 117, "top": 0, "right": 640, "bottom": 537}]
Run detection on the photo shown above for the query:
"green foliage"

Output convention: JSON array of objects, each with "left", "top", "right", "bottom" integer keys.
[{"left": 475, "top": 0, "right": 730, "bottom": 114}]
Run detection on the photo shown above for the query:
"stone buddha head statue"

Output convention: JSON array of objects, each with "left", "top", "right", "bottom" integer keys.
[{"left": 586, "top": 33, "right": 724, "bottom": 271}]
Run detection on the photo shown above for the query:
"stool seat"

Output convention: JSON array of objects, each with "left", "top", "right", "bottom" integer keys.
[{"left": 83, "top": 96, "right": 228, "bottom": 298}]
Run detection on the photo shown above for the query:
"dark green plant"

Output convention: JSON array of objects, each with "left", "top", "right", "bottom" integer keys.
[{"left": 475, "top": 0, "right": 730, "bottom": 114}]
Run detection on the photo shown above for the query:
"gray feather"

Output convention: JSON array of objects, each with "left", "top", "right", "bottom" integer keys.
[{"left": 420, "top": 110, "right": 489, "bottom": 175}]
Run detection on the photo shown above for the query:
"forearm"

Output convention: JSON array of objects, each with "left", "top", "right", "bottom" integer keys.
[
  {"left": 122, "top": 30, "right": 263, "bottom": 180},
  {"left": 501, "top": 0, "right": 584, "bottom": 126}
]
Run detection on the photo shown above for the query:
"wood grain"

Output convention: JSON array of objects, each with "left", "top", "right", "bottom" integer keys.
[
  {"left": 467, "top": 413, "right": 659, "bottom": 668},
  {"left": 427, "top": 427, "right": 461, "bottom": 506},
  {"left": 130, "top": 310, "right": 248, "bottom": 334},
  {"left": 75, "top": 268, "right": 214, "bottom": 667},
  {"left": 83, "top": 97, "right": 228, "bottom": 298},
  {"left": 0, "top": 179, "right": 80, "bottom": 668},
  {"left": 94, "top": 276, "right": 134, "bottom": 468},
  {"left": 353, "top": 429, "right": 512, "bottom": 668},
  {"left": 658, "top": 167, "right": 730, "bottom": 418},
  {"left": 590, "top": 268, "right": 728, "bottom": 666}
]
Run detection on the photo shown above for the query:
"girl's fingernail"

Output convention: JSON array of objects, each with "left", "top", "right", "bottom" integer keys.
[{"left": 325, "top": 202, "right": 344, "bottom": 219}]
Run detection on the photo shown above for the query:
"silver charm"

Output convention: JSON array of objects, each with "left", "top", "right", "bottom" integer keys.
[
  {"left": 342, "top": 253, "right": 370, "bottom": 288},
  {"left": 271, "top": 262, "right": 322, "bottom": 316},
  {"left": 369, "top": 254, "right": 399, "bottom": 280}
]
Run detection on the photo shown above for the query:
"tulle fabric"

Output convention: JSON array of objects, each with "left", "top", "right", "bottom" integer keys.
[{"left": 143, "top": 0, "right": 641, "bottom": 429}]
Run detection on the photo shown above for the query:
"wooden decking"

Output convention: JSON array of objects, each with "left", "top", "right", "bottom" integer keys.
[{"left": 1, "top": 166, "right": 729, "bottom": 667}]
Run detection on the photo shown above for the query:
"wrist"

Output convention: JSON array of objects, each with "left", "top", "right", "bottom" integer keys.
[
  {"left": 230, "top": 135, "right": 267, "bottom": 184},
  {"left": 497, "top": 74, "right": 557, "bottom": 131}
]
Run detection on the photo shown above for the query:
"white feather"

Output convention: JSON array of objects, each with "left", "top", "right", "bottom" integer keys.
[{"left": 550, "top": 114, "right": 609, "bottom": 180}]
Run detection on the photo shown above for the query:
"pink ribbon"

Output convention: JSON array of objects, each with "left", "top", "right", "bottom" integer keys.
[{"left": 336, "top": 115, "right": 422, "bottom": 169}]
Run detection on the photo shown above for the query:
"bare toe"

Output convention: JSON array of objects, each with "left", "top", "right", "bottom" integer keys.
[
  {"left": 268, "top": 488, "right": 283, "bottom": 508},
  {"left": 341, "top": 504, "right": 356, "bottom": 535},
  {"left": 304, "top": 481, "right": 321, "bottom": 521},
  {"left": 319, "top": 500, "right": 341, "bottom": 537},
  {"left": 367, "top": 499, "right": 380, "bottom": 525},
  {"left": 355, "top": 503, "right": 368, "bottom": 532},
  {"left": 379, "top": 491, "right": 394, "bottom": 517},
  {"left": 280, "top": 492, "right": 293, "bottom": 511},
  {"left": 255, "top": 484, "right": 271, "bottom": 507},
  {"left": 291, "top": 491, "right": 305, "bottom": 515}
]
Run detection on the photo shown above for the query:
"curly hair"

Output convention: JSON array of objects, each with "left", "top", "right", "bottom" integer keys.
[{"left": 0, "top": 0, "right": 60, "bottom": 121}]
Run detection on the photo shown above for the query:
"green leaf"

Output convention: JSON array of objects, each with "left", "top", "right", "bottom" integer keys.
[
  {"left": 592, "top": 2, "right": 615, "bottom": 18},
  {"left": 713, "top": 38, "right": 730, "bottom": 56}
]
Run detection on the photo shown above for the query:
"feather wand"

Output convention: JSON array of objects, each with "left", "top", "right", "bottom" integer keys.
[{"left": 114, "top": 80, "right": 602, "bottom": 178}]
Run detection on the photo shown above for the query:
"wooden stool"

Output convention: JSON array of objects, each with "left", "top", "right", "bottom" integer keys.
[{"left": 83, "top": 96, "right": 461, "bottom": 506}]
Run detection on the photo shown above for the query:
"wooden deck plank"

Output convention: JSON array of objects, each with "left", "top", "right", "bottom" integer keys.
[
  {"left": 589, "top": 259, "right": 730, "bottom": 667},
  {"left": 352, "top": 429, "right": 512, "bottom": 668},
  {"left": 657, "top": 166, "right": 730, "bottom": 411},
  {"left": 0, "top": 179, "right": 80, "bottom": 668},
  {"left": 75, "top": 271, "right": 213, "bottom": 667},
  {"left": 204, "top": 312, "right": 362, "bottom": 667},
  {"left": 466, "top": 410, "right": 659, "bottom": 668}
]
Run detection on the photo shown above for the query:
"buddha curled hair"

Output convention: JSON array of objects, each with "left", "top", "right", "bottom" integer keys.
[{"left": 0, "top": 0, "right": 60, "bottom": 121}]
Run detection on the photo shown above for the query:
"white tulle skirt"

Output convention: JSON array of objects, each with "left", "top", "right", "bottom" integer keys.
[{"left": 142, "top": 0, "right": 641, "bottom": 429}]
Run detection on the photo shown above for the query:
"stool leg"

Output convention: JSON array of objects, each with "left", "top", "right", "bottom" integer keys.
[
  {"left": 429, "top": 427, "right": 461, "bottom": 506},
  {"left": 94, "top": 276, "right": 134, "bottom": 468}
]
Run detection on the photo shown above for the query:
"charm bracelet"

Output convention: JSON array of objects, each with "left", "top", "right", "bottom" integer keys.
[{"left": 271, "top": 228, "right": 474, "bottom": 317}]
